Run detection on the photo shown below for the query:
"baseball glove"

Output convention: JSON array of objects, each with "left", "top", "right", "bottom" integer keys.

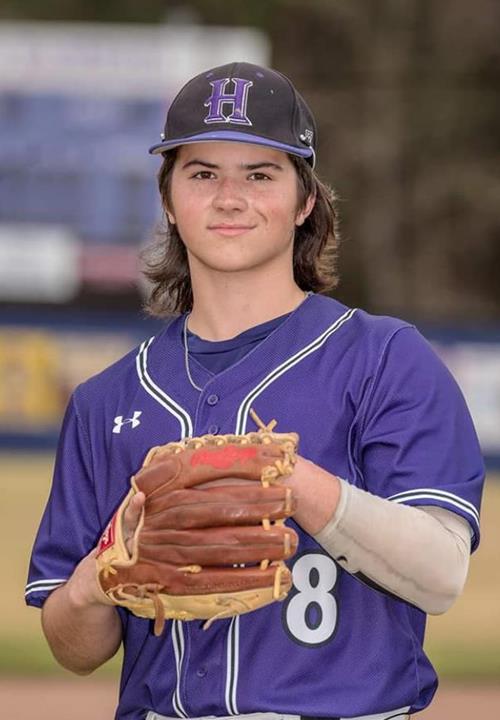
[{"left": 95, "top": 414, "right": 299, "bottom": 635}]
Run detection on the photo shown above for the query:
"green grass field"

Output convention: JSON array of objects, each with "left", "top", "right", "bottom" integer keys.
[{"left": 2, "top": 452, "right": 499, "bottom": 679}]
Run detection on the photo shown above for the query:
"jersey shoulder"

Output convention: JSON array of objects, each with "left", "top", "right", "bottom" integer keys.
[
  {"left": 313, "top": 294, "right": 412, "bottom": 333},
  {"left": 312, "top": 294, "right": 417, "bottom": 355},
  {"left": 350, "top": 306, "right": 414, "bottom": 341},
  {"left": 72, "top": 320, "right": 175, "bottom": 410}
]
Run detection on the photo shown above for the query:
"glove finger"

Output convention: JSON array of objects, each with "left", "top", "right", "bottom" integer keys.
[
  {"left": 137, "top": 442, "right": 293, "bottom": 493},
  {"left": 109, "top": 561, "right": 293, "bottom": 596},
  {"left": 139, "top": 525, "right": 298, "bottom": 565},
  {"left": 146, "top": 485, "right": 296, "bottom": 528},
  {"left": 134, "top": 457, "right": 181, "bottom": 496}
]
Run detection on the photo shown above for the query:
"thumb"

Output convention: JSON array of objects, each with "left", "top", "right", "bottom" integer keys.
[{"left": 123, "top": 491, "right": 145, "bottom": 553}]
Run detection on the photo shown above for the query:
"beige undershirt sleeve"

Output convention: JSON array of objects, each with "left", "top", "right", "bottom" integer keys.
[{"left": 313, "top": 478, "right": 472, "bottom": 614}]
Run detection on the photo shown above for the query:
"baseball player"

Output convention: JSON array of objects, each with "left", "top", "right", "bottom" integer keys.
[{"left": 26, "top": 62, "right": 484, "bottom": 720}]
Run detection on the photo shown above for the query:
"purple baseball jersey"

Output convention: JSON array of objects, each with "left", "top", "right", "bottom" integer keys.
[{"left": 26, "top": 295, "right": 484, "bottom": 720}]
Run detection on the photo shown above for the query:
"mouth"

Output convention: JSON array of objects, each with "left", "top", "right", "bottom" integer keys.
[{"left": 208, "top": 225, "right": 255, "bottom": 237}]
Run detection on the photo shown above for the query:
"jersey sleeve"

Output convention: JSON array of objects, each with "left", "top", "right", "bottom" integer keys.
[
  {"left": 25, "top": 393, "right": 101, "bottom": 607},
  {"left": 357, "top": 325, "right": 485, "bottom": 551}
]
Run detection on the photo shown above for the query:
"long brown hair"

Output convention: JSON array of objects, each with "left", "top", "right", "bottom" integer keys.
[{"left": 142, "top": 150, "right": 340, "bottom": 317}]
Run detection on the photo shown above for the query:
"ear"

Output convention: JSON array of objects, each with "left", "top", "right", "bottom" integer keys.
[
  {"left": 166, "top": 209, "right": 176, "bottom": 224},
  {"left": 295, "top": 194, "right": 316, "bottom": 227}
]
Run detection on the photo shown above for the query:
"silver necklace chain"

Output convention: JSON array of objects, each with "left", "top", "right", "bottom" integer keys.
[
  {"left": 183, "top": 313, "right": 204, "bottom": 392},
  {"left": 183, "top": 292, "right": 312, "bottom": 393}
]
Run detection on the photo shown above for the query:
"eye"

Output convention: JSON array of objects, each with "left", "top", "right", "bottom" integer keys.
[
  {"left": 248, "top": 172, "right": 271, "bottom": 181},
  {"left": 192, "top": 170, "right": 216, "bottom": 180}
]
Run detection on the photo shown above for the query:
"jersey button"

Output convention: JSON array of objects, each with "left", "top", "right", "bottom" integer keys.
[
  {"left": 208, "top": 424, "right": 219, "bottom": 435},
  {"left": 207, "top": 394, "right": 219, "bottom": 406},
  {"left": 196, "top": 667, "right": 207, "bottom": 678}
]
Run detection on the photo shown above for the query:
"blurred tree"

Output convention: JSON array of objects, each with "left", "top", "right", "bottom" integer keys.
[{"left": 1, "top": 0, "right": 499, "bottom": 323}]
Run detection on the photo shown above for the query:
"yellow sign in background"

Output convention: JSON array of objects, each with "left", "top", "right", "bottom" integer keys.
[
  {"left": 0, "top": 328, "right": 137, "bottom": 432},
  {"left": 0, "top": 330, "right": 61, "bottom": 429}
]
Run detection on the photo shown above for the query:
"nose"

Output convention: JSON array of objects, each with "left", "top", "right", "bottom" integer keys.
[{"left": 212, "top": 177, "right": 248, "bottom": 213}]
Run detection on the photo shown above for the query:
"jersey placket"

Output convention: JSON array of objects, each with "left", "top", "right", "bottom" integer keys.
[{"left": 179, "top": 618, "right": 238, "bottom": 717}]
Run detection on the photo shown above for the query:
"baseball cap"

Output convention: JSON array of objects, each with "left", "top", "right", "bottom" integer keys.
[{"left": 149, "top": 61, "right": 317, "bottom": 167}]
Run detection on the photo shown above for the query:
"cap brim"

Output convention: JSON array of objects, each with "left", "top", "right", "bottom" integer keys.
[{"left": 148, "top": 130, "right": 315, "bottom": 165}]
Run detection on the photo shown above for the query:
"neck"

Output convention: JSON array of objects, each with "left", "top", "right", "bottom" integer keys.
[{"left": 187, "top": 268, "right": 306, "bottom": 341}]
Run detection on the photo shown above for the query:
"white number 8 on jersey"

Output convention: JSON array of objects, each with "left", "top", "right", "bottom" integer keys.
[{"left": 283, "top": 551, "right": 339, "bottom": 646}]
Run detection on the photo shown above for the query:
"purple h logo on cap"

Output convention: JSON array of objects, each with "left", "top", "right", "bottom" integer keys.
[{"left": 204, "top": 77, "right": 253, "bottom": 126}]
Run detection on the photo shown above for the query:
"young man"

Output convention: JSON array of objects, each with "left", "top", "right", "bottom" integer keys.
[{"left": 26, "top": 62, "right": 484, "bottom": 720}]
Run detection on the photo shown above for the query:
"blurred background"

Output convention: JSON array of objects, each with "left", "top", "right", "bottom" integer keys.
[{"left": 1, "top": 1, "right": 499, "bottom": 717}]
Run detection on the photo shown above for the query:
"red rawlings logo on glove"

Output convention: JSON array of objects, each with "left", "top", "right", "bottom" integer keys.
[
  {"left": 96, "top": 514, "right": 117, "bottom": 556},
  {"left": 190, "top": 445, "right": 258, "bottom": 469}
]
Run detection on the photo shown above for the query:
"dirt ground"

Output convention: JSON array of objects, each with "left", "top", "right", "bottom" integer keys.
[{"left": 1, "top": 678, "right": 499, "bottom": 719}]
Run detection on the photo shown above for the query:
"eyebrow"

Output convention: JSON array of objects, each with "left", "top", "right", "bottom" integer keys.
[{"left": 181, "top": 159, "right": 284, "bottom": 171}]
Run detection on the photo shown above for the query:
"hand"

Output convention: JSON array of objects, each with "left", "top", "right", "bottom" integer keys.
[
  {"left": 122, "top": 491, "right": 146, "bottom": 555},
  {"left": 65, "top": 491, "right": 145, "bottom": 609},
  {"left": 285, "top": 455, "right": 341, "bottom": 535}
]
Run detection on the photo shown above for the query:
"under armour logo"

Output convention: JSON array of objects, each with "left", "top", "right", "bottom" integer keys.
[
  {"left": 204, "top": 77, "right": 253, "bottom": 126},
  {"left": 113, "top": 411, "right": 142, "bottom": 434}
]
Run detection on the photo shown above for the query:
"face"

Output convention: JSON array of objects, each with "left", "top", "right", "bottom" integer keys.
[{"left": 167, "top": 142, "right": 314, "bottom": 277}]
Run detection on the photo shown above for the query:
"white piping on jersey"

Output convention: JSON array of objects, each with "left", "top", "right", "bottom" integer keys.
[
  {"left": 225, "top": 616, "right": 240, "bottom": 715},
  {"left": 136, "top": 338, "right": 195, "bottom": 717},
  {"left": 136, "top": 337, "right": 194, "bottom": 438},
  {"left": 235, "top": 307, "right": 358, "bottom": 434},
  {"left": 171, "top": 620, "right": 188, "bottom": 718},
  {"left": 223, "top": 307, "right": 357, "bottom": 712},
  {"left": 24, "top": 578, "right": 66, "bottom": 597},
  {"left": 136, "top": 336, "right": 194, "bottom": 718},
  {"left": 388, "top": 488, "right": 480, "bottom": 527}
]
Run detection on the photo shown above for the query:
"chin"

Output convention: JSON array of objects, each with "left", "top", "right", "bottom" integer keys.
[{"left": 194, "top": 253, "right": 273, "bottom": 274}]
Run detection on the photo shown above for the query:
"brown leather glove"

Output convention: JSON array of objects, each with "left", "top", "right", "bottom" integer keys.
[{"left": 96, "top": 419, "right": 299, "bottom": 634}]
